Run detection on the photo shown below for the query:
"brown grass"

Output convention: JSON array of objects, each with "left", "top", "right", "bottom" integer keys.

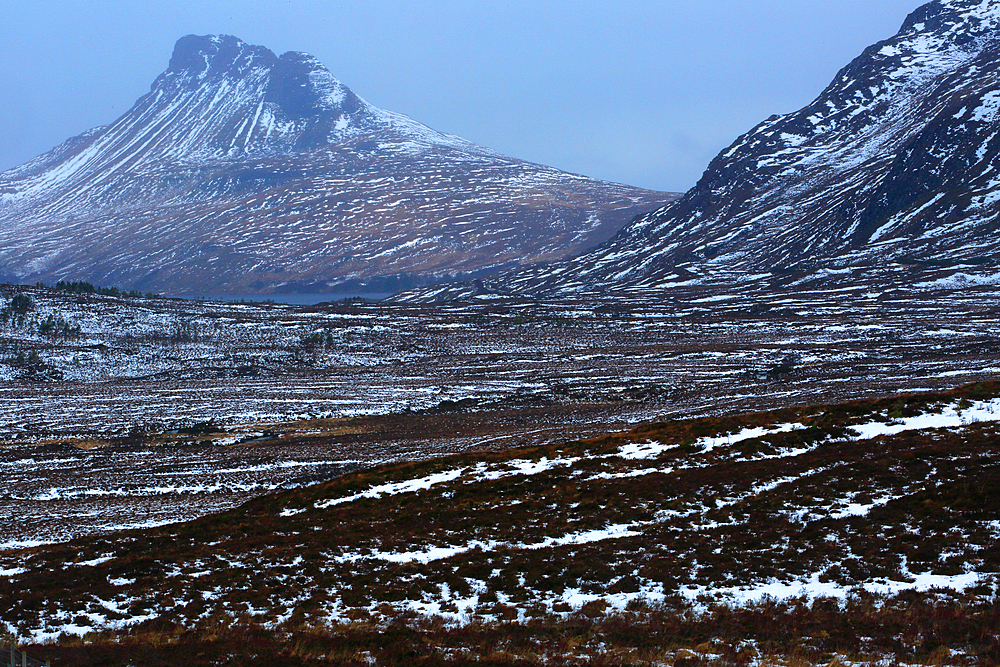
[{"left": 6, "top": 383, "right": 1000, "bottom": 665}]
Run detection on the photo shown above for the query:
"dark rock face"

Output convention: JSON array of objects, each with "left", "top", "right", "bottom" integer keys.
[
  {"left": 0, "top": 35, "right": 676, "bottom": 294},
  {"left": 167, "top": 34, "right": 276, "bottom": 77},
  {"left": 267, "top": 52, "right": 364, "bottom": 119},
  {"left": 503, "top": 0, "right": 1000, "bottom": 294}
]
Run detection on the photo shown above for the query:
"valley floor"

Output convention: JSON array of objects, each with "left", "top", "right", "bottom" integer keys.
[
  {"left": 4, "top": 281, "right": 1000, "bottom": 546},
  {"left": 1, "top": 281, "right": 999, "bottom": 664}
]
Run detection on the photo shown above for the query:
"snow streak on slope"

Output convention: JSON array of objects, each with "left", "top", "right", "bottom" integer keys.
[{"left": 0, "top": 34, "right": 675, "bottom": 294}]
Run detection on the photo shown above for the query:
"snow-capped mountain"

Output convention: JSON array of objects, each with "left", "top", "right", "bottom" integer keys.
[
  {"left": 499, "top": 0, "right": 1000, "bottom": 295},
  {"left": 0, "top": 35, "right": 675, "bottom": 294}
]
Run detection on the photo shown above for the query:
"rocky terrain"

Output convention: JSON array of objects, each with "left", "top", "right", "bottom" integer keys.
[{"left": 0, "top": 35, "right": 674, "bottom": 295}]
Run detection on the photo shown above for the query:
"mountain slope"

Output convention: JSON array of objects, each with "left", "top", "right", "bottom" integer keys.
[
  {"left": 498, "top": 0, "right": 1000, "bottom": 295},
  {"left": 0, "top": 35, "right": 675, "bottom": 294}
]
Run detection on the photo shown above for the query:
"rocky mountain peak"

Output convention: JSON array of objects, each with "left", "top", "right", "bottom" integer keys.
[
  {"left": 158, "top": 35, "right": 365, "bottom": 125},
  {"left": 900, "top": 0, "right": 1000, "bottom": 43},
  {"left": 165, "top": 34, "right": 277, "bottom": 80}
]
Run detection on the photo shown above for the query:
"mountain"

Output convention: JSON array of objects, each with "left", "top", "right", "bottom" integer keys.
[
  {"left": 478, "top": 0, "right": 1000, "bottom": 296},
  {"left": 0, "top": 35, "right": 675, "bottom": 295}
]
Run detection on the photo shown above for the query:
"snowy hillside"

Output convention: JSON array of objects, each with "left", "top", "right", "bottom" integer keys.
[
  {"left": 494, "top": 0, "right": 1000, "bottom": 295},
  {"left": 0, "top": 35, "right": 675, "bottom": 295}
]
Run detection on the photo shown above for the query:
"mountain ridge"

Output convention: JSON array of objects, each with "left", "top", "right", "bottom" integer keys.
[
  {"left": 445, "top": 0, "right": 1000, "bottom": 298},
  {"left": 0, "top": 34, "right": 676, "bottom": 294}
]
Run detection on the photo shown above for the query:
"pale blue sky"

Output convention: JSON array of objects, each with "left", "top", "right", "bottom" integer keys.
[{"left": 3, "top": 0, "right": 921, "bottom": 192}]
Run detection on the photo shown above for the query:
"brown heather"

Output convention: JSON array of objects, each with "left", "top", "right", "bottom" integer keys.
[{"left": 4, "top": 382, "right": 1000, "bottom": 665}]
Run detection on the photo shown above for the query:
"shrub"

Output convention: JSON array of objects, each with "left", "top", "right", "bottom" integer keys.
[{"left": 10, "top": 293, "right": 32, "bottom": 314}]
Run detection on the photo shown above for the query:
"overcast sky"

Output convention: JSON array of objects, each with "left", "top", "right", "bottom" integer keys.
[{"left": 3, "top": 0, "right": 922, "bottom": 193}]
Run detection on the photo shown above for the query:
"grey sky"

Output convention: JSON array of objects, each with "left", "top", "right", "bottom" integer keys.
[{"left": 3, "top": 0, "right": 921, "bottom": 193}]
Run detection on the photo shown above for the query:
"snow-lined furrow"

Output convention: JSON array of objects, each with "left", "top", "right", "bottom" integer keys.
[
  {"left": 305, "top": 398, "right": 997, "bottom": 516},
  {"left": 848, "top": 398, "right": 1000, "bottom": 439}
]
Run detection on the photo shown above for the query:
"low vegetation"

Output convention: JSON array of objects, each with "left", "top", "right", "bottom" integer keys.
[
  {"left": 22, "top": 594, "right": 1000, "bottom": 666},
  {"left": 3, "top": 383, "right": 999, "bottom": 664},
  {"left": 49, "top": 280, "right": 162, "bottom": 300}
]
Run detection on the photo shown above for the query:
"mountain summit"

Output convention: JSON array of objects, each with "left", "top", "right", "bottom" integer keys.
[
  {"left": 157, "top": 34, "right": 371, "bottom": 152},
  {"left": 0, "top": 35, "right": 674, "bottom": 294},
  {"left": 496, "top": 0, "right": 1000, "bottom": 295}
]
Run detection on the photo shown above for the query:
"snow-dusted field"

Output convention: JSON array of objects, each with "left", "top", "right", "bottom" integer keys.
[
  {"left": 4, "top": 379, "right": 998, "bottom": 658},
  {"left": 3, "top": 280, "right": 1000, "bottom": 549},
  {"left": 4, "top": 282, "right": 1000, "bottom": 440}
]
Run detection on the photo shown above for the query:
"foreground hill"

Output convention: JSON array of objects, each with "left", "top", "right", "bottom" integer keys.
[
  {"left": 0, "top": 35, "right": 674, "bottom": 295},
  {"left": 4, "top": 383, "right": 999, "bottom": 665},
  {"left": 430, "top": 0, "right": 1000, "bottom": 298}
]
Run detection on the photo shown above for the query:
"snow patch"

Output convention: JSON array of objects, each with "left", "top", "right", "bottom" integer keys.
[
  {"left": 848, "top": 399, "right": 1000, "bottom": 440},
  {"left": 315, "top": 468, "right": 466, "bottom": 509}
]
